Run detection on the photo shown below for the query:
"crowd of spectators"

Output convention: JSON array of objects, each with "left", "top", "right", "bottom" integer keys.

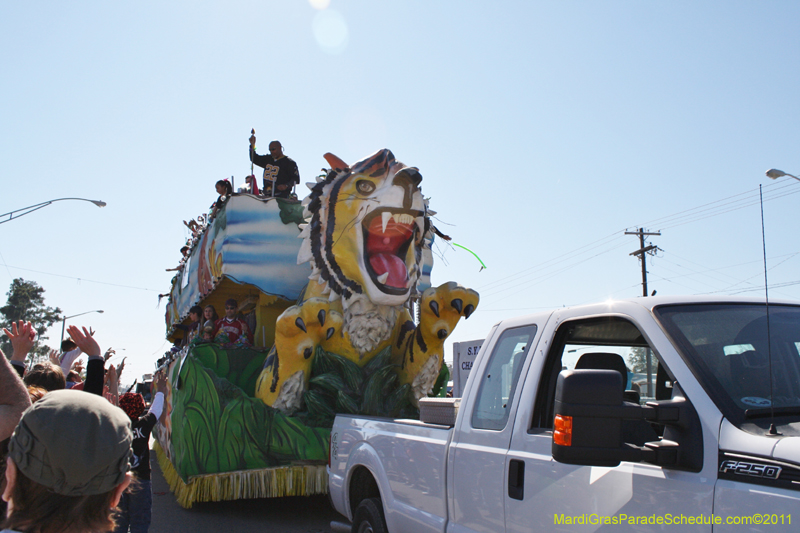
[{"left": 1, "top": 320, "right": 166, "bottom": 532}]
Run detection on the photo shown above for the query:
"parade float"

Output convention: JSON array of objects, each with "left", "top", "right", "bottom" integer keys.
[{"left": 154, "top": 147, "right": 479, "bottom": 508}]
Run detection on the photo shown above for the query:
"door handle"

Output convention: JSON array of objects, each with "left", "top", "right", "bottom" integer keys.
[{"left": 508, "top": 459, "right": 525, "bottom": 500}]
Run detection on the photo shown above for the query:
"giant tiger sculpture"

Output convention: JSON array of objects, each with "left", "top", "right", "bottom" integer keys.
[{"left": 255, "top": 149, "right": 479, "bottom": 413}]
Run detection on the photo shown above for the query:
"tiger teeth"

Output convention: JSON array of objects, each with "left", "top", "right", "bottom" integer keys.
[
  {"left": 379, "top": 212, "right": 417, "bottom": 233},
  {"left": 377, "top": 272, "right": 389, "bottom": 284}
]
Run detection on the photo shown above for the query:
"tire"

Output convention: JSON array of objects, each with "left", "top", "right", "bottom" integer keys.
[{"left": 351, "top": 497, "right": 388, "bottom": 533}]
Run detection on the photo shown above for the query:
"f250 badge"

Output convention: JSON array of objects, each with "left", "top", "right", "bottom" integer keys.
[{"left": 719, "top": 460, "right": 781, "bottom": 479}]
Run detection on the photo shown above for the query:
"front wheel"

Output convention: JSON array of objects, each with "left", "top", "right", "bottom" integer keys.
[{"left": 352, "top": 497, "right": 387, "bottom": 533}]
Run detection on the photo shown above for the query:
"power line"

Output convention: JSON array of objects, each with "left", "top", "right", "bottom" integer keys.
[
  {"left": 473, "top": 179, "right": 800, "bottom": 302},
  {"left": 0, "top": 263, "right": 160, "bottom": 292},
  {"left": 655, "top": 253, "right": 762, "bottom": 291},
  {"left": 479, "top": 239, "right": 630, "bottom": 299},
  {"left": 655, "top": 251, "right": 800, "bottom": 294},
  {"left": 476, "top": 231, "right": 625, "bottom": 292},
  {"left": 642, "top": 179, "right": 798, "bottom": 229},
  {"left": 712, "top": 280, "right": 800, "bottom": 295},
  {"left": 655, "top": 184, "right": 800, "bottom": 231}
]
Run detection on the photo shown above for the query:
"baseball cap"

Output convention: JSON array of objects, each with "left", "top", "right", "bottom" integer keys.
[{"left": 7, "top": 390, "right": 132, "bottom": 496}]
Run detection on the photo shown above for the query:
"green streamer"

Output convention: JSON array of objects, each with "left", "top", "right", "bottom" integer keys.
[{"left": 452, "top": 243, "right": 486, "bottom": 270}]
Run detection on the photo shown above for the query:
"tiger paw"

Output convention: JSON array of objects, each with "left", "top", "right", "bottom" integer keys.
[
  {"left": 419, "top": 282, "right": 479, "bottom": 343},
  {"left": 255, "top": 298, "right": 343, "bottom": 412},
  {"left": 276, "top": 298, "right": 343, "bottom": 358},
  {"left": 397, "top": 282, "right": 479, "bottom": 401}
]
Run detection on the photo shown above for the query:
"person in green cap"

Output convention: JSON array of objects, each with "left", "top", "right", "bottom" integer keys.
[{"left": 1, "top": 389, "right": 133, "bottom": 533}]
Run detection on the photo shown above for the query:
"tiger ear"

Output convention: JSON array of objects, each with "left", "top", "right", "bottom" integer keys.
[{"left": 323, "top": 153, "right": 349, "bottom": 172}]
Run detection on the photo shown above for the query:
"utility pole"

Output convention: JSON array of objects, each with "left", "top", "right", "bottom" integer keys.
[{"left": 625, "top": 228, "right": 661, "bottom": 297}]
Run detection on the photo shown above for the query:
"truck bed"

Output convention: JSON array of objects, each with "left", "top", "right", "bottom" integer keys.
[{"left": 329, "top": 415, "right": 454, "bottom": 533}]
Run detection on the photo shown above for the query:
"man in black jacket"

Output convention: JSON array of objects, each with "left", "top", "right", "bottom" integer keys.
[{"left": 249, "top": 132, "right": 300, "bottom": 198}]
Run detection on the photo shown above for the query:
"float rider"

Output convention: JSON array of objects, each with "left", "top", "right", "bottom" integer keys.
[{"left": 248, "top": 133, "right": 300, "bottom": 199}]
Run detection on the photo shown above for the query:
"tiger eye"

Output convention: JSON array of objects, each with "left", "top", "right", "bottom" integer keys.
[{"left": 356, "top": 180, "right": 376, "bottom": 195}]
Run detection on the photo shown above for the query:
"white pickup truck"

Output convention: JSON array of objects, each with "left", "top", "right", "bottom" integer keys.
[{"left": 328, "top": 295, "right": 800, "bottom": 532}]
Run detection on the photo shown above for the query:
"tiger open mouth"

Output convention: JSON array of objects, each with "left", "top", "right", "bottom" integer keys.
[{"left": 363, "top": 208, "right": 422, "bottom": 295}]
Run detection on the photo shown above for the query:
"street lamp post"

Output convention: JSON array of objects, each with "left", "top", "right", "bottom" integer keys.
[
  {"left": 766, "top": 169, "right": 800, "bottom": 182},
  {"left": 60, "top": 310, "right": 104, "bottom": 344},
  {"left": 0, "top": 198, "right": 107, "bottom": 225}
]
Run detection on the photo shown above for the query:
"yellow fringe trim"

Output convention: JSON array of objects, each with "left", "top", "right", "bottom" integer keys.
[{"left": 153, "top": 441, "right": 328, "bottom": 509}]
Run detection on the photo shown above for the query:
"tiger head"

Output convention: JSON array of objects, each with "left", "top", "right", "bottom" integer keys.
[{"left": 298, "top": 149, "right": 430, "bottom": 312}]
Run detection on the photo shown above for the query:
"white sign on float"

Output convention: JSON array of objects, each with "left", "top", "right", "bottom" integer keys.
[{"left": 452, "top": 339, "right": 484, "bottom": 397}]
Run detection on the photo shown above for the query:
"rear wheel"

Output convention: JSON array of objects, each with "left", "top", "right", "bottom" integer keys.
[{"left": 352, "top": 497, "right": 387, "bottom": 533}]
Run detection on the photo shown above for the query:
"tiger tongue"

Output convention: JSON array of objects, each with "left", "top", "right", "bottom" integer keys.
[{"left": 369, "top": 253, "right": 407, "bottom": 288}]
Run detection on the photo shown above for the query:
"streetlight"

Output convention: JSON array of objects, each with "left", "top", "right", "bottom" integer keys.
[
  {"left": 766, "top": 169, "right": 800, "bottom": 182},
  {"left": 60, "top": 310, "right": 104, "bottom": 344},
  {"left": 0, "top": 198, "right": 107, "bottom": 225}
]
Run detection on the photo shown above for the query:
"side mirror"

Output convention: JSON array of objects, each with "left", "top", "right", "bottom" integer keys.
[
  {"left": 552, "top": 370, "right": 701, "bottom": 471},
  {"left": 552, "top": 369, "right": 628, "bottom": 467}
]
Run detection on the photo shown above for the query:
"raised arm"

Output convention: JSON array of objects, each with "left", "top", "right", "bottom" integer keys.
[
  {"left": 248, "top": 132, "right": 271, "bottom": 168},
  {"left": 0, "top": 348, "right": 32, "bottom": 441},
  {"left": 67, "top": 325, "right": 105, "bottom": 395},
  {"left": 3, "top": 320, "right": 35, "bottom": 378},
  {"left": 59, "top": 347, "right": 83, "bottom": 375},
  {"left": 105, "top": 364, "right": 119, "bottom": 406},
  {"left": 149, "top": 372, "right": 167, "bottom": 419}
]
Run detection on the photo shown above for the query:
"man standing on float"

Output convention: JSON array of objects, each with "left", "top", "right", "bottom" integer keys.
[{"left": 249, "top": 131, "right": 300, "bottom": 198}]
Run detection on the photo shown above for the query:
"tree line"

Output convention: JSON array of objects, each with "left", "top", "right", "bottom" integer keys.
[{"left": 1, "top": 278, "right": 62, "bottom": 364}]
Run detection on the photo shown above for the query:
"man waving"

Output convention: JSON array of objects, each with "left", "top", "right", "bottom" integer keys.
[{"left": 249, "top": 131, "right": 300, "bottom": 198}]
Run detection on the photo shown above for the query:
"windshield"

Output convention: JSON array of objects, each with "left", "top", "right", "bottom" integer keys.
[{"left": 654, "top": 303, "right": 800, "bottom": 424}]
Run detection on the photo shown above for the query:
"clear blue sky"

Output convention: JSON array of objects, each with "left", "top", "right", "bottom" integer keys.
[{"left": 2, "top": 1, "right": 799, "bottom": 383}]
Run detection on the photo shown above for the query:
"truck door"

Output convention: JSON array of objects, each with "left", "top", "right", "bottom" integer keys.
[
  {"left": 448, "top": 323, "right": 540, "bottom": 533},
  {"left": 504, "top": 313, "right": 716, "bottom": 532}
]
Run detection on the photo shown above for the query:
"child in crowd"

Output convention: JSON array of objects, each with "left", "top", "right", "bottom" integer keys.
[
  {"left": 202, "top": 321, "right": 215, "bottom": 342},
  {"left": 22, "top": 362, "right": 65, "bottom": 391}
]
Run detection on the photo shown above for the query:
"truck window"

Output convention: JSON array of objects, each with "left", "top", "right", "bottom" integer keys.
[
  {"left": 655, "top": 303, "right": 800, "bottom": 427},
  {"left": 471, "top": 325, "right": 537, "bottom": 430},
  {"left": 531, "top": 316, "right": 670, "bottom": 436}
]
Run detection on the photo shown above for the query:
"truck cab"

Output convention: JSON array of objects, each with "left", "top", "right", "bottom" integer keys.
[{"left": 459, "top": 296, "right": 800, "bottom": 531}]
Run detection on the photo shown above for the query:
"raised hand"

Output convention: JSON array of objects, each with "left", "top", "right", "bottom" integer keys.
[
  {"left": 67, "top": 325, "right": 101, "bottom": 357},
  {"left": 105, "top": 364, "right": 119, "bottom": 406},
  {"left": 104, "top": 347, "right": 115, "bottom": 362},
  {"left": 106, "top": 363, "right": 118, "bottom": 386},
  {"left": 117, "top": 357, "right": 126, "bottom": 381},
  {"left": 48, "top": 349, "right": 61, "bottom": 366},
  {"left": 155, "top": 371, "right": 168, "bottom": 393},
  {"left": 3, "top": 321, "right": 35, "bottom": 362}
]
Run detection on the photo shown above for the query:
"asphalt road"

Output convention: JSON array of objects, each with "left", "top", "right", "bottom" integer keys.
[{"left": 148, "top": 447, "right": 342, "bottom": 533}]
